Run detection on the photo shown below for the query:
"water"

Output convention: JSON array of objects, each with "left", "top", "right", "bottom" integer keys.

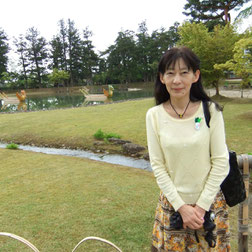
[
  {"left": 0, "top": 143, "right": 152, "bottom": 172},
  {"left": 0, "top": 84, "right": 154, "bottom": 112}
]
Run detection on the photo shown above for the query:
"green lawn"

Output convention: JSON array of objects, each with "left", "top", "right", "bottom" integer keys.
[
  {"left": 0, "top": 148, "right": 159, "bottom": 251},
  {"left": 0, "top": 99, "right": 154, "bottom": 155},
  {"left": 0, "top": 97, "right": 251, "bottom": 251},
  {"left": 0, "top": 97, "right": 252, "bottom": 154}
]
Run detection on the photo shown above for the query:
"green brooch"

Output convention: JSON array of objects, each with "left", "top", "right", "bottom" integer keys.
[{"left": 195, "top": 117, "right": 202, "bottom": 130}]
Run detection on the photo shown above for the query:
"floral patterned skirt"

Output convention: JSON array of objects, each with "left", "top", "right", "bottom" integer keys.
[{"left": 151, "top": 191, "right": 231, "bottom": 252}]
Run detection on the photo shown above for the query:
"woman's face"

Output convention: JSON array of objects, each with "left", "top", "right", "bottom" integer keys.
[{"left": 160, "top": 58, "right": 200, "bottom": 100}]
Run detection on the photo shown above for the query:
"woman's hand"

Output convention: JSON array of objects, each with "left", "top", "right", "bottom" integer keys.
[
  {"left": 194, "top": 205, "right": 206, "bottom": 221},
  {"left": 178, "top": 204, "right": 204, "bottom": 230}
]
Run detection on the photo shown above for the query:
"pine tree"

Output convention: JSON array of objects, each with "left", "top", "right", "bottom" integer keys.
[
  {"left": 183, "top": 0, "right": 250, "bottom": 30},
  {"left": 25, "top": 27, "right": 48, "bottom": 88},
  {"left": 14, "top": 35, "right": 29, "bottom": 88},
  {"left": 0, "top": 28, "right": 9, "bottom": 78},
  {"left": 66, "top": 19, "right": 82, "bottom": 85},
  {"left": 80, "top": 27, "right": 98, "bottom": 84}
]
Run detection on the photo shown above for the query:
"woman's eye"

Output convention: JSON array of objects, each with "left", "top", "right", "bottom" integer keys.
[
  {"left": 182, "top": 71, "right": 188, "bottom": 74},
  {"left": 167, "top": 72, "right": 174, "bottom": 75}
]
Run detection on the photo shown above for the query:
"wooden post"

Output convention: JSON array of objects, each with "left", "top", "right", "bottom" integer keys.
[{"left": 237, "top": 154, "right": 250, "bottom": 252}]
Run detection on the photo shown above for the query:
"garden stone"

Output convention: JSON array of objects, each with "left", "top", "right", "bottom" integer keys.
[
  {"left": 143, "top": 153, "right": 150, "bottom": 161},
  {"left": 108, "top": 138, "right": 131, "bottom": 145},
  {"left": 93, "top": 141, "right": 105, "bottom": 146},
  {"left": 122, "top": 143, "right": 145, "bottom": 154}
]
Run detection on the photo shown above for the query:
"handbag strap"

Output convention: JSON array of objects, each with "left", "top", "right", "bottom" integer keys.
[{"left": 202, "top": 101, "right": 211, "bottom": 128}]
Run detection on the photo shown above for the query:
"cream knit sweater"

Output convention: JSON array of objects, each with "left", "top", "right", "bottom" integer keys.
[{"left": 146, "top": 101, "right": 229, "bottom": 211}]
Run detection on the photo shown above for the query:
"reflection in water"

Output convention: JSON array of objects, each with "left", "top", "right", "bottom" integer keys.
[
  {"left": 0, "top": 99, "right": 27, "bottom": 112},
  {"left": 17, "top": 102, "right": 27, "bottom": 111},
  {"left": 0, "top": 86, "right": 153, "bottom": 113},
  {"left": 26, "top": 95, "right": 85, "bottom": 111}
]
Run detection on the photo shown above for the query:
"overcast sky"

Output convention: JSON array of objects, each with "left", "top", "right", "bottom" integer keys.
[{"left": 1, "top": 0, "right": 251, "bottom": 54}]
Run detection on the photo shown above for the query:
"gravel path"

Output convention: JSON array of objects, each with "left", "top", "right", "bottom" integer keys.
[{"left": 207, "top": 88, "right": 252, "bottom": 98}]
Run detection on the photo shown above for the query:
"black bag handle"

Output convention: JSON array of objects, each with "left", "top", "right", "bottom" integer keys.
[{"left": 202, "top": 101, "right": 211, "bottom": 128}]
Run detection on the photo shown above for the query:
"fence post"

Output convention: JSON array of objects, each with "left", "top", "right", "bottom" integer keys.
[{"left": 237, "top": 154, "right": 251, "bottom": 252}]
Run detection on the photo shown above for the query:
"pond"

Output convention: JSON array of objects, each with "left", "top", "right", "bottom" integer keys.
[{"left": 0, "top": 83, "right": 154, "bottom": 113}]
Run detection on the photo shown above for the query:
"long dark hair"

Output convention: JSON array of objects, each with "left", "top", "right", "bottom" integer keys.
[{"left": 154, "top": 47, "right": 222, "bottom": 110}]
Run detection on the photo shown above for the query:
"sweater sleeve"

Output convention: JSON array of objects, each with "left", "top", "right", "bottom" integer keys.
[
  {"left": 146, "top": 108, "right": 185, "bottom": 211},
  {"left": 196, "top": 107, "right": 229, "bottom": 210}
]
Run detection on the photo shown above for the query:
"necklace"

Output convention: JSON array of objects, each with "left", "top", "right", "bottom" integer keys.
[{"left": 170, "top": 100, "right": 190, "bottom": 118}]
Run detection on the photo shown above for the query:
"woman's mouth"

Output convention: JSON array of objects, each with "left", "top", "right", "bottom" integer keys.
[{"left": 173, "top": 88, "right": 183, "bottom": 91}]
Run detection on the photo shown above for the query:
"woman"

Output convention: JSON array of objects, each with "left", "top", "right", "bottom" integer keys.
[{"left": 146, "top": 47, "right": 231, "bottom": 251}]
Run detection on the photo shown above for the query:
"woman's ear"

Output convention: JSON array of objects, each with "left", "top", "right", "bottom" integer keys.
[
  {"left": 159, "top": 73, "right": 165, "bottom": 84},
  {"left": 193, "top": 70, "right": 200, "bottom": 83}
]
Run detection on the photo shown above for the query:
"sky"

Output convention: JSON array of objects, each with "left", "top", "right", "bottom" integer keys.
[{"left": 1, "top": 0, "right": 251, "bottom": 55}]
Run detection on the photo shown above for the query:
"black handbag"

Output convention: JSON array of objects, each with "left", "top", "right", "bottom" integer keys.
[
  {"left": 203, "top": 101, "right": 247, "bottom": 207},
  {"left": 220, "top": 151, "right": 246, "bottom": 206}
]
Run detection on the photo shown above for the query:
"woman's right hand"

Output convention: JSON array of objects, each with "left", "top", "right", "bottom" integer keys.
[{"left": 178, "top": 204, "right": 204, "bottom": 230}]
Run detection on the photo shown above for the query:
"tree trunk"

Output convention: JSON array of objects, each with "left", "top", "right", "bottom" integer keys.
[
  {"left": 224, "top": 7, "right": 231, "bottom": 23},
  {"left": 215, "top": 84, "right": 220, "bottom": 96}
]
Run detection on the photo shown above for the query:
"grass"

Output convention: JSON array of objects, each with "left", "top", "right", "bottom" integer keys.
[
  {"left": 0, "top": 97, "right": 251, "bottom": 250},
  {"left": 6, "top": 143, "right": 19, "bottom": 149},
  {"left": 0, "top": 99, "right": 152, "bottom": 155},
  {"left": 0, "top": 148, "right": 159, "bottom": 251},
  {"left": 0, "top": 97, "right": 252, "bottom": 154},
  {"left": 93, "top": 129, "right": 121, "bottom": 141},
  {"left": 0, "top": 148, "right": 244, "bottom": 251}
]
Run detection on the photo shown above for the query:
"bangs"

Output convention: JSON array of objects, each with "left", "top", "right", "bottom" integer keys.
[
  {"left": 158, "top": 47, "right": 200, "bottom": 74},
  {"left": 165, "top": 56, "right": 191, "bottom": 71}
]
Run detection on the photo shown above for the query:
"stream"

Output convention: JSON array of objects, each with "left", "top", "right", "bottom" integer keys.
[{"left": 0, "top": 143, "right": 152, "bottom": 172}]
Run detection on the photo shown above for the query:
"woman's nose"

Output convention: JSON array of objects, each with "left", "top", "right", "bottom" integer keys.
[{"left": 173, "top": 74, "right": 181, "bottom": 84}]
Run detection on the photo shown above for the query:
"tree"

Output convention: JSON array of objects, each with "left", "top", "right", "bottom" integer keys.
[
  {"left": 25, "top": 27, "right": 48, "bottom": 88},
  {"left": 150, "top": 22, "right": 180, "bottom": 58},
  {"left": 66, "top": 19, "right": 82, "bottom": 85},
  {"left": 0, "top": 28, "right": 9, "bottom": 78},
  {"left": 48, "top": 68, "right": 70, "bottom": 87},
  {"left": 58, "top": 19, "right": 68, "bottom": 71},
  {"left": 136, "top": 21, "right": 151, "bottom": 82},
  {"left": 214, "top": 35, "right": 252, "bottom": 97},
  {"left": 205, "top": 24, "right": 239, "bottom": 94},
  {"left": 235, "top": 3, "right": 252, "bottom": 21},
  {"left": 50, "top": 35, "right": 65, "bottom": 70},
  {"left": 148, "top": 22, "right": 180, "bottom": 81},
  {"left": 105, "top": 30, "right": 138, "bottom": 84},
  {"left": 50, "top": 19, "right": 98, "bottom": 85},
  {"left": 178, "top": 22, "right": 239, "bottom": 95},
  {"left": 183, "top": 0, "right": 250, "bottom": 30},
  {"left": 0, "top": 71, "right": 20, "bottom": 88},
  {"left": 14, "top": 34, "right": 29, "bottom": 88},
  {"left": 234, "top": 4, "right": 252, "bottom": 31},
  {"left": 79, "top": 27, "right": 98, "bottom": 83},
  {"left": 178, "top": 22, "right": 211, "bottom": 71}
]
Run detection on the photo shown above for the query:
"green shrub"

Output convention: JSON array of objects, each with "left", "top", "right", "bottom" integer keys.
[
  {"left": 6, "top": 143, "right": 19, "bottom": 150},
  {"left": 93, "top": 129, "right": 106, "bottom": 140},
  {"left": 94, "top": 129, "right": 121, "bottom": 140},
  {"left": 106, "top": 132, "right": 121, "bottom": 139}
]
